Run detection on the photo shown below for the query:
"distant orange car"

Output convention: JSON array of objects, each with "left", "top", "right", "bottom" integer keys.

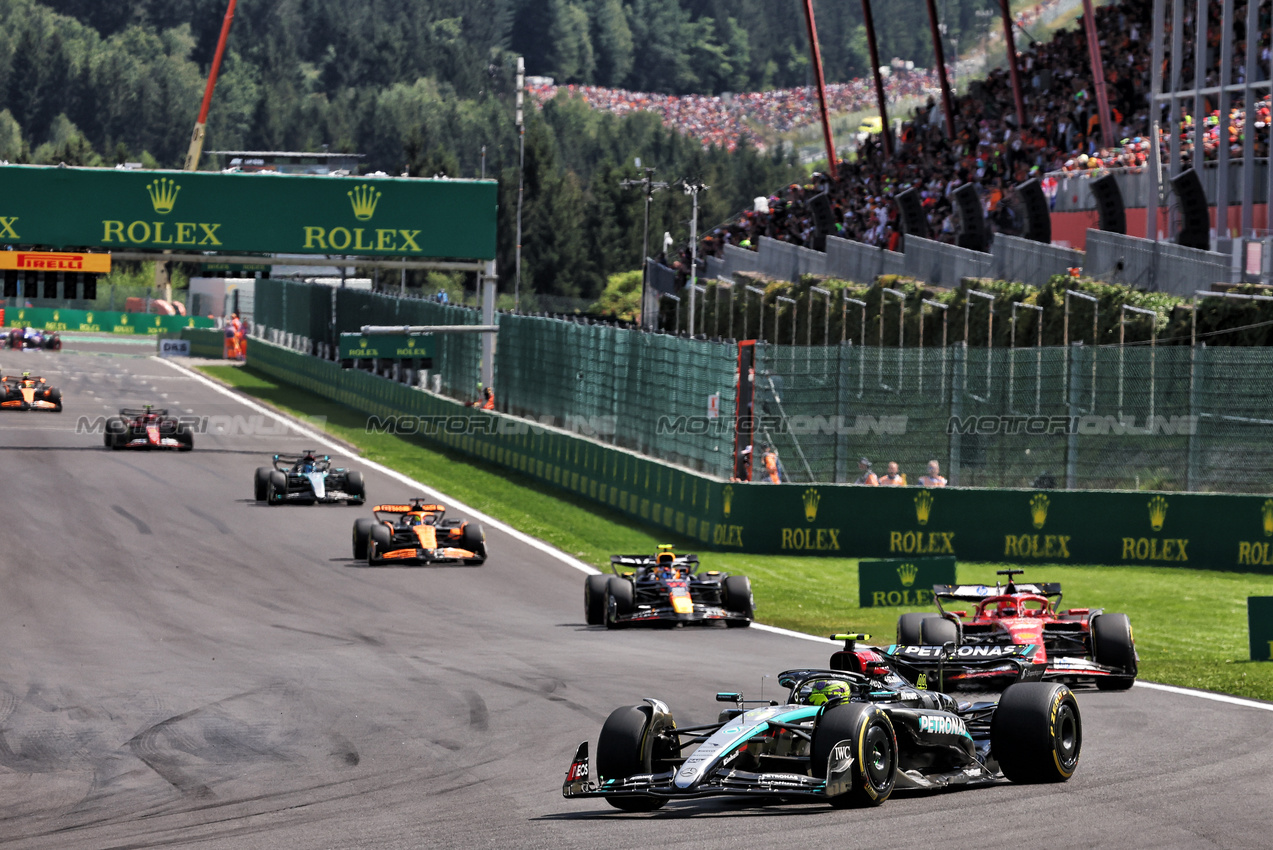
[
  {"left": 351, "top": 499, "right": 486, "bottom": 566},
  {"left": 0, "top": 372, "right": 62, "bottom": 411}
]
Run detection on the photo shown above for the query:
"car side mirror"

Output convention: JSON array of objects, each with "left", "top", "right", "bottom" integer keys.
[{"left": 715, "top": 692, "right": 741, "bottom": 703}]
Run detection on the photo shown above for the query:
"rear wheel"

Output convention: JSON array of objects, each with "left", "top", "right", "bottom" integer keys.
[
  {"left": 722, "top": 575, "right": 753, "bottom": 627},
  {"left": 584, "top": 574, "right": 609, "bottom": 625},
  {"left": 254, "top": 467, "right": 272, "bottom": 502},
  {"left": 460, "top": 522, "right": 486, "bottom": 564},
  {"left": 352, "top": 518, "right": 375, "bottom": 559},
  {"left": 1092, "top": 613, "right": 1137, "bottom": 690},
  {"left": 812, "top": 702, "right": 896, "bottom": 807},
  {"left": 897, "top": 612, "right": 926, "bottom": 645},
  {"left": 266, "top": 471, "right": 287, "bottom": 504},
  {"left": 919, "top": 616, "right": 959, "bottom": 646},
  {"left": 991, "top": 682, "right": 1081, "bottom": 783},
  {"left": 367, "top": 524, "right": 392, "bottom": 565},
  {"left": 343, "top": 471, "right": 366, "bottom": 505},
  {"left": 596, "top": 704, "right": 675, "bottom": 812},
  {"left": 604, "top": 578, "right": 634, "bottom": 629}
]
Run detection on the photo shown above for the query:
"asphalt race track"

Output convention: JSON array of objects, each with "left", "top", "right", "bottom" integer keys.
[{"left": 0, "top": 342, "right": 1270, "bottom": 849}]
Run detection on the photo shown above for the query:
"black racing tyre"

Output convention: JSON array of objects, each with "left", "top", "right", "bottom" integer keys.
[
  {"left": 991, "top": 682, "right": 1082, "bottom": 783},
  {"left": 344, "top": 470, "right": 365, "bottom": 505},
  {"left": 352, "top": 518, "right": 375, "bottom": 560},
  {"left": 811, "top": 702, "right": 897, "bottom": 807},
  {"left": 267, "top": 470, "right": 287, "bottom": 504},
  {"left": 604, "top": 577, "right": 634, "bottom": 629},
  {"left": 596, "top": 704, "right": 674, "bottom": 812},
  {"left": 460, "top": 522, "right": 486, "bottom": 564},
  {"left": 919, "top": 616, "right": 959, "bottom": 647},
  {"left": 46, "top": 387, "right": 62, "bottom": 412},
  {"left": 176, "top": 423, "right": 194, "bottom": 451},
  {"left": 254, "top": 467, "right": 272, "bottom": 502},
  {"left": 1091, "top": 613, "right": 1137, "bottom": 690},
  {"left": 722, "top": 575, "right": 754, "bottom": 627},
  {"left": 367, "top": 524, "right": 392, "bottom": 564},
  {"left": 584, "top": 574, "right": 609, "bottom": 625},
  {"left": 105, "top": 416, "right": 126, "bottom": 449},
  {"left": 897, "top": 612, "right": 927, "bottom": 645}
]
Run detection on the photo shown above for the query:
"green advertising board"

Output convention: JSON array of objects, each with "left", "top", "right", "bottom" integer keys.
[
  {"left": 339, "top": 333, "right": 435, "bottom": 360},
  {"left": 4, "top": 306, "right": 214, "bottom": 334},
  {"left": 1250, "top": 597, "right": 1273, "bottom": 661},
  {"left": 0, "top": 165, "right": 496, "bottom": 260},
  {"left": 859, "top": 557, "right": 957, "bottom": 607}
]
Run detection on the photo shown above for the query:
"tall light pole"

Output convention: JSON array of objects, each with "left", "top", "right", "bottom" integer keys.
[
  {"left": 514, "top": 57, "right": 525, "bottom": 312},
  {"left": 683, "top": 180, "right": 708, "bottom": 337},
  {"left": 621, "top": 166, "right": 668, "bottom": 329}
]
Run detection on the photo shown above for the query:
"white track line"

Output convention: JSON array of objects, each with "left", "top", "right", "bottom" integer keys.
[{"left": 159, "top": 357, "right": 1273, "bottom": 714}]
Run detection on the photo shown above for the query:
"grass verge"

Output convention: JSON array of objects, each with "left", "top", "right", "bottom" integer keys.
[{"left": 198, "top": 364, "right": 1273, "bottom": 701}]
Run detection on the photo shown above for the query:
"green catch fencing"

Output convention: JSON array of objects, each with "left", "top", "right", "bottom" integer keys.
[
  {"left": 241, "top": 336, "right": 1273, "bottom": 573},
  {"left": 756, "top": 342, "right": 1273, "bottom": 494},
  {"left": 495, "top": 315, "right": 739, "bottom": 478}
]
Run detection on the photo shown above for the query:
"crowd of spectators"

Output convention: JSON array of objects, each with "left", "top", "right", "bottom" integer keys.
[
  {"left": 635, "top": 0, "right": 1271, "bottom": 266},
  {"left": 528, "top": 67, "right": 938, "bottom": 153}
]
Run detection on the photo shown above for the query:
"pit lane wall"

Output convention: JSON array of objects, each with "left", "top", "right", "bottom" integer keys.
[
  {"left": 4, "top": 306, "right": 214, "bottom": 335},
  {"left": 240, "top": 337, "right": 1273, "bottom": 574}
]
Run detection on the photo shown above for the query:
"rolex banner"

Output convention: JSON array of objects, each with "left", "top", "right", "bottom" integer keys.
[
  {"left": 0, "top": 165, "right": 496, "bottom": 260},
  {"left": 5, "top": 306, "right": 213, "bottom": 334},
  {"left": 1250, "top": 597, "right": 1273, "bottom": 661},
  {"left": 859, "top": 557, "right": 957, "bottom": 608}
]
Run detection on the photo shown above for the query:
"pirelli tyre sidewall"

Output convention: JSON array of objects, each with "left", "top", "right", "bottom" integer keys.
[
  {"left": 991, "top": 682, "right": 1081, "bottom": 783},
  {"left": 604, "top": 577, "right": 634, "bottom": 629},
  {"left": 812, "top": 702, "right": 896, "bottom": 807},
  {"left": 584, "top": 574, "right": 609, "bottom": 626}
]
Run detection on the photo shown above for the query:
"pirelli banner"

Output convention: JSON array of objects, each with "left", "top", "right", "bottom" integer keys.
[
  {"left": 0, "top": 165, "right": 496, "bottom": 260},
  {"left": 243, "top": 337, "right": 1273, "bottom": 575}
]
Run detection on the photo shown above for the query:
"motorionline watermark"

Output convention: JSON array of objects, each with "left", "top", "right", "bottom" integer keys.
[
  {"left": 657, "top": 414, "right": 908, "bottom": 437},
  {"left": 365, "top": 414, "right": 618, "bottom": 438},
  {"left": 76, "top": 414, "right": 327, "bottom": 436},
  {"left": 947, "top": 415, "right": 1199, "bottom": 436}
]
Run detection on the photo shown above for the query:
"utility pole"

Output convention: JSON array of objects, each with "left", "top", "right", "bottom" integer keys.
[
  {"left": 620, "top": 164, "right": 669, "bottom": 329},
  {"left": 683, "top": 180, "right": 708, "bottom": 337},
  {"left": 514, "top": 57, "right": 525, "bottom": 312}
]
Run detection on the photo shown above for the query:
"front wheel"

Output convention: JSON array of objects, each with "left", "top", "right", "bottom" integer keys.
[
  {"left": 1092, "top": 613, "right": 1137, "bottom": 690},
  {"left": 367, "top": 524, "right": 392, "bottom": 565},
  {"left": 254, "top": 467, "right": 272, "bottom": 502},
  {"left": 604, "top": 578, "right": 634, "bottom": 629},
  {"left": 596, "top": 704, "right": 675, "bottom": 812},
  {"left": 812, "top": 702, "right": 897, "bottom": 807},
  {"left": 460, "top": 522, "right": 486, "bottom": 564},
  {"left": 584, "top": 574, "right": 609, "bottom": 625},
  {"left": 352, "top": 518, "right": 374, "bottom": 559},
  {"left": 991, "top": 682, "right": 1081, "bottom": 783},
  {"left": 344, "top": 470, "right": 366, "bottom": 505},
  {"left": 266, "top": 470, "right": 287, "bottom": 505},
  {"left": 722, "top": 575, "right": 753, "bottom": 626},
  {"left": 176, "top": 423, "right": 194, "bottom": 451}
]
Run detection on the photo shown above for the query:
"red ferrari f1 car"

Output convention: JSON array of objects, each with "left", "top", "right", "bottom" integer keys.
[
  {"left": 895, "top": 569, "right": 1137, "bottom": 690},
  {"left": 104, "top": 406, "right": 194, "bottom": 451}
]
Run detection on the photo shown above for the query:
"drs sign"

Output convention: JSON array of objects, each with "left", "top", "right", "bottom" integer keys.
[
  {"left": 159, "top": 339, "right": 191, "bottom": 357},
  {"left": 859, "top": 557, "right": 957, "bottom": 607}
]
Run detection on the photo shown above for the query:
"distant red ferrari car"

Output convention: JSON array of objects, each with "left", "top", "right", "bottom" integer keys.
[
  {"left": 104, "top": 406, "right": 194, "bottom": 451},
  {"left": 896, "top": 569, "right": 1137, "bottom": 690}
]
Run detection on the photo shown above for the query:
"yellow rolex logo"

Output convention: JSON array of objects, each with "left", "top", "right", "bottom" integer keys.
[
  {"left": 146, "top": 177, "right": 181, "bottom": 214},
  {"left": 1030, "top": 493, "right": 1050, "bottom": 530},
  {"left": 360, "top": 338, "right": 368, "bottom": 348},
  {"left": 896, "top": 562, "right": 918, "bottom": 587},
  {"left": 802, "top": 487, "right": 820, "bottom": 522},
  {"left": 1263, "top": 499, "right": 1273, "bottom": 537},
  {"left": 348, "top": 184, "right": 382, "bottom": 221},
  {"left": 914, "top": 490, "right": 934, "bottom": 526},
  {"left": 1148, "top": 495, "right": 1168, "bottom": 532},
  {"left": 723, "top": 484, "right": 733, "bottom": 519},
  {"left": 86, "top": 312, "right": 93, "bottom": 322},
  {"left": 407, "top": 337, "right": 416, "bottom": 348},
  {"left": 52, "top": 310, "right": 59, "bottom": 321}
]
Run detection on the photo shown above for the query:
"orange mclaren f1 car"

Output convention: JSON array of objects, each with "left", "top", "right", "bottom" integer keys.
[
  {"left": 351, "top": 499, "right": 487, "bottom": 566},
  {"left": 0, "top": 372, "right": 62, "bottom": 411}
]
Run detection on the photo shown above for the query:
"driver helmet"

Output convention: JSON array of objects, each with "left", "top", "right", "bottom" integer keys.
[
  {"left": 404, "top": 513, "right": 425, "bottom": 527},
  {"left": 301, "top": 453, "right": 316, "bottom": 472},
  {"left": 801, "top": 678, "right": 851, "bottom": 706},
  {"left": 999, "top": 602, "right": 1018, "bottom": 618}
]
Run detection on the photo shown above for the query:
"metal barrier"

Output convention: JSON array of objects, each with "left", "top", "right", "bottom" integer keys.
[
  {"left": 902, "top": 236, "right": 994, "bottom": 287},
  {"left": 824, "top": 236, "right": 906, "bottom": 283},
  {"left": 756, "top": 236, "right": 828, "bottom": 279},
  {"left": 990, "top": 234, "right": 1085, "bottom": 287},
  {"left": 1084, "top": 229, "right": 1232, "bottom": 295}
]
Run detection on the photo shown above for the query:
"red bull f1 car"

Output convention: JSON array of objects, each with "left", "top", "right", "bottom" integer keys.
[
  {"left": 896, "top": 569, "right": 1137, "bottom": 690},
  {"left": 584, "top": 545, "right": 753, "bottom": 629},
  {"left": 351, "top": 499, "right": 486, "bottom": 566},
  {"left": 254, "top": 451, "right": 366, "bottom": 505},
  {"left": 4, "top": 327, "right": 61, "bottom": 350},
  {"left": 104, "top": 406, "right": 194, "bottom": 450},
  {"left": 563, "top": 633, "right": 1081, "bottom": 811},
  {"left": 1, "top": 372, "right": 62, "bottom": 411}
]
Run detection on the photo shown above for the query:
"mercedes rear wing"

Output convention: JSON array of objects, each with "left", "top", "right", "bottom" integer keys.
[{"left": 883, "top": 643, "right": 1047, "bottom": 690}]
